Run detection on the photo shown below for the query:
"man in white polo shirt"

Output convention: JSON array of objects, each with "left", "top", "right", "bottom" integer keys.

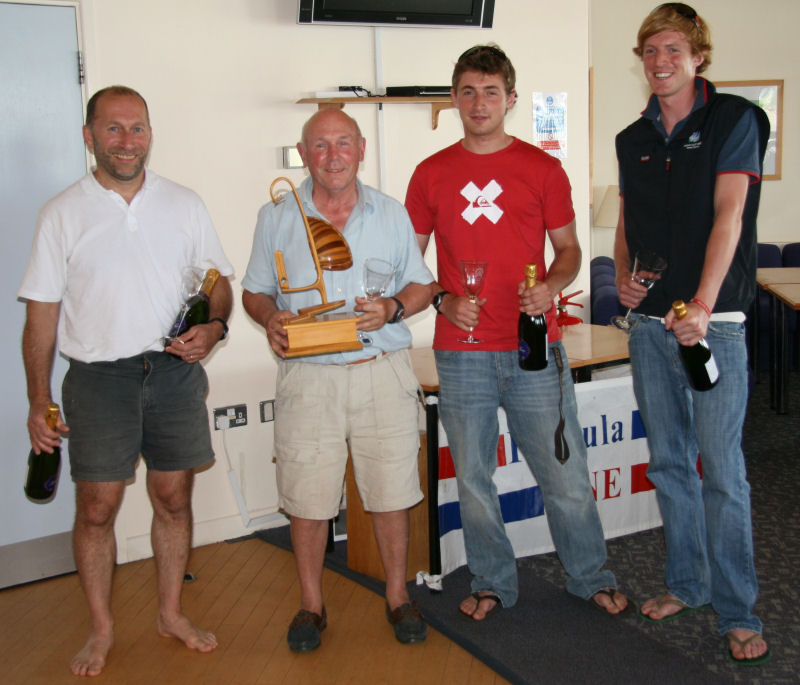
[{"left": 18, "top": 85, "right": 233, "bottom": 677}]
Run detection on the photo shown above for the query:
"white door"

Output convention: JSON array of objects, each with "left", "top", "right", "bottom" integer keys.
[{"left": 0, "top": 1, "right": 86, "bottom": 584}]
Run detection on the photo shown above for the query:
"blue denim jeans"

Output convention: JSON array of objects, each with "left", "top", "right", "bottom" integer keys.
[
  {"left": 628, "top": 315, "right": 762, "bottom": 635},
  {"left": 435, "top": 344, "right": 615, "bottom": 607}
]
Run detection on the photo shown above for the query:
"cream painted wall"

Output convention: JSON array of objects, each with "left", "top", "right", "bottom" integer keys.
[
  {"left": 76, "top": 0, "right": 592, "bottom": 562},
  {"left": 591, "top": 0, "right": 799, "bottom": 257}
]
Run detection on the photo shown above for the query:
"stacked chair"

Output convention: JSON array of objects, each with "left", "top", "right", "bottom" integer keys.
[{"left": 590, "top": 256, "right": 625, "bottom": 325}]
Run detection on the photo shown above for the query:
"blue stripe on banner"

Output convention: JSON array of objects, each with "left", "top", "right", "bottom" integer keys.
[
  {"left": 438, "top": 485, "right": 545, "bottom": 536},
  {"left": 631, "top": 409, "right": 647, "bottom": 440}
]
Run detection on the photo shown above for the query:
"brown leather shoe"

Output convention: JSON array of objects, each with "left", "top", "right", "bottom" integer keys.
[
  {"left": 386, "top": 602, "right": 427, "bottom": 644},
  {"left": 287, "top": 607, "right": 327, "bottom": 652}
]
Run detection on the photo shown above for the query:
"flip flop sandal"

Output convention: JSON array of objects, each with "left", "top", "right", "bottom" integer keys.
[
  {"left": 459, "top": 592, "right": 501, "bottom": 621},
  {"left": 591, "top": 588, "right": 633, "bottom": 615},
  {"left": 638, "top": 594, "right": 700, "bottom": 623},
  {"left": 727, "top": 632, "right": 772, "bottom": 666}
]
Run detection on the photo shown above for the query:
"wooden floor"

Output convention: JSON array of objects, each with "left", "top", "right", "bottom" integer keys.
[{"left": 0, "top": 537, "right": 508, "bottom": 684}]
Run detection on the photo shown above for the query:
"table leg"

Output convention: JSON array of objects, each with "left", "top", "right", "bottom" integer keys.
[
  {"left": 770, "top": 294, "right": 778, "bottom": 409},
  {"left": 573, "top": 366, "right": 592, "bottom": 383},
  {"left": 777, "top": 301, "right": 789, "bottom": 414},
  {"left": 748, "top": 296, "right": 759, "bottom": 383}
]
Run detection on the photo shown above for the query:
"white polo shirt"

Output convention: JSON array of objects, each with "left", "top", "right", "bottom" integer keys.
[{"left": 18, "top": 170, "right": 234, "bottom": 363}]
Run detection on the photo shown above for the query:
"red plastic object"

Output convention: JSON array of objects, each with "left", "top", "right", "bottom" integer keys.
[{"left": 556, "top": 290, "right": 584, "bottom": 327}]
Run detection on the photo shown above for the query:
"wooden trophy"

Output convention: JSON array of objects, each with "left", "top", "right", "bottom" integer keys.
[{"left": 271, "top": 177, "right": 363, "bottom": 358}]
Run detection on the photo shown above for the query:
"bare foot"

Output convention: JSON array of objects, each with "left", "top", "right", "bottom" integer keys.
[
  {"left": 640, "top": 593, "right": 689, "bottom": 621},
  {"left": 70, "top": 629, "right": 114, "bottom": 677},
  {"left": 727, "top": 629, "right": 770, "bottom": 663},
  {"left": 459, "top": 592, "right": 501, "bottom": 621},
  {"left": 591, "top": 588, "right": 629, "bottom": 615},
  {"left": 157, "top": 613, "right": 218, "bottom": 652}
]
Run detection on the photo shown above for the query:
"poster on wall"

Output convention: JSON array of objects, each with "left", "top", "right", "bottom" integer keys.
[{"left": 533, "top": 91, "right": 568, "bottom": 159}]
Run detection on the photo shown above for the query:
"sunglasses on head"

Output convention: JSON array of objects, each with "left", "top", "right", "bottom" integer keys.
[{"left": 662, "top": 2, "right": 700, "bottom": 30}]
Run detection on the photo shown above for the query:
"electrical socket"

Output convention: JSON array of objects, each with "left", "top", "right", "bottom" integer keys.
[
  {"left": 259, "top": 400, "right": 275, "bottom": 423},
  {"left": 213, "top": 404, "right": 247, "bottom": 430}
]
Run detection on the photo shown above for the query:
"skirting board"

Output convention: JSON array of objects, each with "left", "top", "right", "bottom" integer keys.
[{"left": 0, "top": 531, "right": 75, "bottom": 589}]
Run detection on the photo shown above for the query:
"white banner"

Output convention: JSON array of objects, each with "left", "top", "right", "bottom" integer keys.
[{"left": 437, "top": 375, "right": 661, "bottom": 576}]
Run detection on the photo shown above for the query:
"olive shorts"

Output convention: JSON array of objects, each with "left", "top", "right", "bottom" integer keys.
[{"left": 63, "top": 352, "right": 213, "bottom": 481}]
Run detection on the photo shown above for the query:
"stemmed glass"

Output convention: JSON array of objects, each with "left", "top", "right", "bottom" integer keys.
[
  {"left": 358, "top": 258, "right": 396, "bottom": 345},
  {"left": 611, "top": 249, "right": 668, "bottom": 331},
  {"left": 458, "top": 260, "right": 488, "bottom": 344}
]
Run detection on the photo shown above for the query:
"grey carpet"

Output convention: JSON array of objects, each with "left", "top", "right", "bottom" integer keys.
[{"left": 252, "top": 372, "right": 799, "bottom": 684}]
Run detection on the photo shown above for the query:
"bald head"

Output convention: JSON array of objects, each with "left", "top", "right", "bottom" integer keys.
[{"left": 300, "top": 109, "right": 363, "bottom": 149}]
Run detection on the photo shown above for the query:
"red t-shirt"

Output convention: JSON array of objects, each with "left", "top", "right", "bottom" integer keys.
[{"left": 406, "top": 138, "right": 575, "bottom": 351}]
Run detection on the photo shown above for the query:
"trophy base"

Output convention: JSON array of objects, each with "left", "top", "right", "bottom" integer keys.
[{"left": 284, "top": 312, "right": 363, "bottom": 358}]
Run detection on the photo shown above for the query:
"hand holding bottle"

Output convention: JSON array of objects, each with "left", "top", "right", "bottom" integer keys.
[
  {"left": 164, "top": 268, "right": 225, "bottom": 363},
  {"left": 27, "top": 398, "right": 68, "bottom": 456},
  {"left": 517, "top": 267, "right": 556, "bottom": 315},
  {"left": 665, "top": 298, "right": 710, "bottom": 346},
  {"left": 25, "top": 402, "right": 67, "bottom": 502},
  {"left": 518, "top": 264, "right": 549, "bottom": 371},
  {"left": 670, "top": 300, "right": 719, "bottom": 391}
]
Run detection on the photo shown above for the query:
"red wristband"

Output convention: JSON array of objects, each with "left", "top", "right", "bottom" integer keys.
[{"left": 691, "top": 297, "right": 712, "bottom": 317}]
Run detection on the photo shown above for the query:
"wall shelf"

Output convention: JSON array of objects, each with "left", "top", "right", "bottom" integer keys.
[{"left": 296, "top": 96, "right": 454, "bottom": 130}]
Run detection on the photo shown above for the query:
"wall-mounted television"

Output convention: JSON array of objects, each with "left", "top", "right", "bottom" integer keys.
[{"left": 297, "top": 0, "right": 494, "bottom": 29}]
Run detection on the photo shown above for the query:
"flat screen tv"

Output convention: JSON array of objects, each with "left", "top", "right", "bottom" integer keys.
[{"left": 297, "top": 0, "right": 494, "bottom": 28}]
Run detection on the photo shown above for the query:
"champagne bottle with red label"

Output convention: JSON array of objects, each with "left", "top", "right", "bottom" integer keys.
[
  {"left": 672, "top": 300, "right": 720, "bottom": 391},
  {"left": 518, "top": 264, "right": 549, "bottom": 370},
  {"left": 24, "top": 403, "right": 62, "bottom": 502},
  {"left": 165, "top": 268, "right": 220, "bottom": 343}
]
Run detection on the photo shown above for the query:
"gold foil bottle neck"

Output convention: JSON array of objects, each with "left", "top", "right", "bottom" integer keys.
[
  {"left": 672, "top": 300, "right": 688, "bottom": 319},
  {"left": 525, "top": 263, "right": 538, "bottom": 289},
  {"left": 199, "top": 269, "right": 220, "bottom": 297},
  {"left": 44, "top": 403, "right": 61, "bottom": 431}
]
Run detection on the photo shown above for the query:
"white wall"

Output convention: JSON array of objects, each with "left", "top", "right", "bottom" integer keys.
[
  {"left": 591, "top": 0, "right": 799, "bottom": 255},
  {"left": 76, "top": 0, "right": 592, "bottom": 561}
]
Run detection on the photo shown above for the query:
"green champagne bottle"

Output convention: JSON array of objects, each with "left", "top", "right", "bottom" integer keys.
[
  {"left": 672, "top": 300, "right": 720, "bottom": 391},
  {"left": 518, "top": 264, "right": 549, "bottom": 370},
  {"left": 24, "top": 403, "right": 61, "bottom": 502},
  {"left": 166, "top": 268, "right": 220, "bottom": 341}
]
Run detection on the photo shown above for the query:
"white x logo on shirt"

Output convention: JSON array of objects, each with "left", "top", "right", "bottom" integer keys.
[{"left": 460, "top": 180, "right": 504, "bottom": 225}]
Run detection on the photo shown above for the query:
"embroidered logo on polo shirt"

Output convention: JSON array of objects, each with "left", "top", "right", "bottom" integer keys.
[
  {"left": 460, "top": 180, "right": 504, "bottom": 224},
  {"left": 684, "top": 130, "right": 702, "bottom": 150}
]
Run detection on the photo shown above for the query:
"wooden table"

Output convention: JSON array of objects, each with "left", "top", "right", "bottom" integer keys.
[
  {"left": 408, "top": 323, "right": 630, "bottom": 574},
  {"left": 409, "top": 323, "right": 630, "bottom": 390},
  {"left": 561, "top": 322, "right": 630, "bottom": 381},
  {"left": 766, "top": 282, "right": 800, "bottom": 413},
  {"left": 756, "top": 267, "right": 800, "bottom": 286}
]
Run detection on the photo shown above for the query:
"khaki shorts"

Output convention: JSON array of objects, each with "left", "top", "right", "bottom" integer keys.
[{"left": 274, "top": 349, "right": 423, "bottom": 519}]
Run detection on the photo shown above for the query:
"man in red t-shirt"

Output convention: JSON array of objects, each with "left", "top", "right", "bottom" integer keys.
[{"left": 406, "top": 44, "right": 628, "bottom": 621}]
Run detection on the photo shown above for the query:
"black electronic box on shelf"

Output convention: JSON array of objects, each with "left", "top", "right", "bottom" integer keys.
[{"left": 385, "top": 86, "right": 451, "bottom": 97}]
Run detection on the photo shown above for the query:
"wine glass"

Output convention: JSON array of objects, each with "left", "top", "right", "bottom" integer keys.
[
  {"left": 611, "top": 249, "right": 668, "bottom": 331},
  {"left": 458, "top": 260, "right": 488, "bottom": 344},
  {"left": 358, "top": 258, "right": 395, "bottom": 346},
  {"left": 363, "top": 258, "right": 395, "bottom": 300}
]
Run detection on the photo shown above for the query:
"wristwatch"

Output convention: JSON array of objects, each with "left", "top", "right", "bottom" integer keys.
[
  {"left": 432, "top": 290, "right": 449, "bottom": 314},
  {"left": 209, "top": 317, "right": 229, "bottom": 340},
  {"left": 388, "top": 296, "right": 405, "bottom": 324}
]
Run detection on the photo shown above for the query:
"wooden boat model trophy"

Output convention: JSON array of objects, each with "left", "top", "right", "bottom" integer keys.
[{"left": 271, "top": 177, "right": 363, "bottom": 358}]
